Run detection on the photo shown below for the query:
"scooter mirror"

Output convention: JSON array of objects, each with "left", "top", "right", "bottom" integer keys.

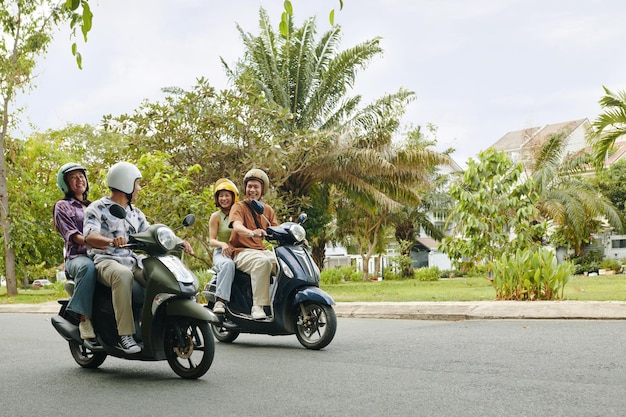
[
  {"left": 183, "top": 214, "right": 195, "bottom": 227},
  {"left": 110, "top": 204, "right": 127, "bottom": 219},
  {"left": 251, "top": 199, "right": 265, "bottom": 215},
  {"left": 297, "top": 213, "right": 308, "bottom": 224}
]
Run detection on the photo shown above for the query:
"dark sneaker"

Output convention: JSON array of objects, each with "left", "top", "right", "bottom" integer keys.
[{"left": 118, "top": 335, "right": 141, "bottom": 354}]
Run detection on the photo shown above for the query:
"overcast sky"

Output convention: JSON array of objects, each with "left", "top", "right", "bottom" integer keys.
[{"left": 15, "top": 0, "right": 626, "bottom": 166}]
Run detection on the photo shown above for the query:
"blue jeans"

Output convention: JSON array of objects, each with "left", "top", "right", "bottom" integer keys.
[
  {"left": 66, "top": 255, "right": 97, "bottom": 318},
  {"left": 213, "top": 248, "right": 235, "bottom": 302}
]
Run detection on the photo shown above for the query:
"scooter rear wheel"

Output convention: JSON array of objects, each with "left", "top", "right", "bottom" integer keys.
[
  {"left": 164, "top": 318, "right": 215, "bottom": 379},
  {"left": 295, "top": 302, "right": 337, "bottom": 350},
  {"left": 69, "top": 340, "right": 107, "bottom": 368},
  {"left": 211, "top": 321, "right": 240, "bottom": 343}
]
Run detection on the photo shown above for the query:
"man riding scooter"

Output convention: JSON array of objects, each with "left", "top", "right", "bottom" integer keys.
[{"left": 228, "top": 169, "right": 277, "bottom": 320}]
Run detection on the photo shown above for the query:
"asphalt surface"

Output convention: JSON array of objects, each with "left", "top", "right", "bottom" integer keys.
[{"left": 2, "top": 300, "right": 626, "bottom": 320}]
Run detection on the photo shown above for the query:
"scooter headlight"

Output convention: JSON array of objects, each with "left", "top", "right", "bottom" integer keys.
[
  {"left": 156, "top": 226, "right": 178, "bottom": 251},
  {"left": 289, "top": 224, "right": 306, "bottom": 243}
]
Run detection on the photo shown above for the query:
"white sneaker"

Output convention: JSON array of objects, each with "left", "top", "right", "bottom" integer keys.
[
  {"left": 213, "top": 301, "right": 225, "bottom": 314},
  {"left": 79, "top": 318, "right": 96, "bottom": 339},
  {"left": 251, "top": 305, "right": 267, "bottom": 320},
  {"left": 118, "top": 335, "right": 141, "bottom": 354}
]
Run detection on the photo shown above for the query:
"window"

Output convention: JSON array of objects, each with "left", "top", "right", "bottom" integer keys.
[{"left": 611, "top": 239, "right": 626, "bottom": 249}]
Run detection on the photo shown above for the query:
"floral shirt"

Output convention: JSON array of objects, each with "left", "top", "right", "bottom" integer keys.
[
  {"left": 53, "top": 198, "right": 88, "bottom": 260},
  {"left": 83, "top": 196, "right": 149, "bottom": 269}
]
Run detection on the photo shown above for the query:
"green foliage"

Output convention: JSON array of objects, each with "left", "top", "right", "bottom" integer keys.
[
  {"left": 5, "top": 136, "right": 70, "bottom": 276},
  {"left": 566, "top": 250, "right": 603, "bottom": 275},
  {"left": 590, "top": 158, "right": 626, "bottom": 219},
  {"left": 320, "top": 268, "right": 343, "bottom": 285},
  {"left": 414, "top": 266, "right": 440, "bottom": 282},
  {"left": 440, "top": 148, "right": 544, "bottom": 269},
  {"left": 388, "top": 252, "right": 413, "bottom": 279},
  {"left": 589, "top": 86, "right": 626, "bottom": 170},
  {"left": 532, "top": 132, "right": 622, "bottom": 254},
  {"left": 599, "top": 259, "right": 621, "bottom": 272},
  {"left": 490, "top": 248, "right": 574, "bottom": 300},
  {"left": 62, "top": 0, "right": 92, "bottom": 69},
  {"left": 320, "top": 266, "right": 363, "bottom": 284}
]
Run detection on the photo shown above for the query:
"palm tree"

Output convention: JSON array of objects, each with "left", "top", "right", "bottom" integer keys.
[
  {"left": 229, "top": 8, "right": 447, "bottom": 266},
  {"left": 530, "top": 132, "right": 622, "bottom": 255},
  {"left": 589, "top": 86, "right": 626, "bottom": 169}
]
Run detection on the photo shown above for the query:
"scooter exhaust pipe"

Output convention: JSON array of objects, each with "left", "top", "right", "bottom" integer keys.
[{"left": 51, "top": 315, "right": 79, "bottom": 342}]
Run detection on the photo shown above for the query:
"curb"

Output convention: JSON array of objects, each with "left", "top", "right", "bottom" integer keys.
[
  {"left": 3, "top": 300, "right": 626, "bottom": 320},
  {"left": 332, "top": 301, "right": 626, "bottom": 320}
]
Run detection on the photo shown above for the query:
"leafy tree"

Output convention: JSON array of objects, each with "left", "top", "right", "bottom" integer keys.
[
  {"left": 5, "top": 135, "right": 69, "bottom": 286},
  {"left": 440, "top": 148, "right": 544, "bottom": 271},
  {"left": 589, "top": 86, "right": 626, "bottom": 169},
  {"left": 0, "top": 0, "right": 72, "bottom": 295},
  {"left": 591, "top": 158, "right": 626, "bottom": 217}
]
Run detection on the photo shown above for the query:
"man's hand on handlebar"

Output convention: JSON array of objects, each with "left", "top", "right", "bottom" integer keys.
[{"left": 250, "top": 229, "right": 266, "bottom": 239}]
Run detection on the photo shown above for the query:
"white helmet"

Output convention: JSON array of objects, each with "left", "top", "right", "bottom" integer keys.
[{"left": 106, "top": 162, "right": 142, "bottom": 194}]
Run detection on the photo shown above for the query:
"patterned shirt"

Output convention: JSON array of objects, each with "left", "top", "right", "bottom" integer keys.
[
  {"left": 53, "top": 198, "right": 88, "bottom": 260},
  {"left": 83, "top": 196, "right": 149, "bottom": 268}
]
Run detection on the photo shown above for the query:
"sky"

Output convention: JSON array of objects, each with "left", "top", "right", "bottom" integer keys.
[{"left": 15, "top": 0, "right": 626, "bottom": 167}]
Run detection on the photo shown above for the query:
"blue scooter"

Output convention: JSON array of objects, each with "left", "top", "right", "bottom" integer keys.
[{"left": 203, "top": 200, "right": 337, "bottom": 350}]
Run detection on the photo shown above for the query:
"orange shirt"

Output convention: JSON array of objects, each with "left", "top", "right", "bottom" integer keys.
[{"left": 229, "top": 200, "right": 277, "bottom": 257}]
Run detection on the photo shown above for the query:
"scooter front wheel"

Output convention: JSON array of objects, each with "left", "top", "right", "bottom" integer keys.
[
  {"left": 164, "top": 317, "right": 215, "bottom": 379},
  {"left": 69, "top": 340, "right": 107, "bottom": 368},
  {"left": 295, "top": 302, "right": 337, "bottom": 350}
]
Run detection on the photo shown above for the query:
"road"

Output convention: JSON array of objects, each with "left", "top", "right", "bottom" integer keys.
[{"left": 2, "top": 314, "right": 626, "bottom": 417}]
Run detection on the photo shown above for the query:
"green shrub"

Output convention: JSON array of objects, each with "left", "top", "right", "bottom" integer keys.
[
  {"left": 600, "top": 259, "right": 621, "bottom": 272},
  {"left": 490, "top": 248, "right": 574, "bottom": 300},
  {"left": 440, "top": 269, "right": 462, "bottom": 278},
  {"left": 320, "top": 268, "right": 343, "bottom": 285},
  {"left": 348, "top": 269, "right": 364, "bottom": 282},
  {"left": 567, "top": 251, "right": 603, "bottom": 274},
  {"left": 414, "top": 266, "right": 440, "bottom": 282},
  {"left": 320, "top": 266, "right": 364, "bottom": 284}
]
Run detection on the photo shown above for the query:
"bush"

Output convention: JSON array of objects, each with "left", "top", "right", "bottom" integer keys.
[
  {"left": 414, "top": 266, "right": 440, "bottom": 282},
  {"left": 600, "top": 259, "right": 621, "bottom": 272},
  {"left": 567, "top": 251, "right": 603, "bottom": 275},
  {"left": 320, "top": 266, "right": 364, "bottom": 284},
  {"left": 490, "top": 248, "right": 574, "bottom": 300},
  {"left": 440, "top": 269, "right": 462, "bottom": 278}
]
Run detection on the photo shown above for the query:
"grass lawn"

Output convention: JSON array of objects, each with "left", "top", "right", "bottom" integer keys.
[
  {"left": 321, "top": 274, "right": 626, "bottom": 302},
  {"left": 3, "top": 274, "right": 626, "bottom": 304}
]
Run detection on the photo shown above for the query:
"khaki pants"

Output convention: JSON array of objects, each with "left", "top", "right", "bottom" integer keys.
[
  {"left": 96, "top": 259, "right": 144, "bottom": 336},
  {"left": 234, "top": 249, "right": 275, "bottom": 306}
]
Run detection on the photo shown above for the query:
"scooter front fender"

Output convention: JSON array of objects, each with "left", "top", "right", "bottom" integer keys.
[
  {"left": 293, "top": 287, "right": 335, "bottom": 306},
  {"left": 165, "top": 299, "right": 220, "bottom": 323}
]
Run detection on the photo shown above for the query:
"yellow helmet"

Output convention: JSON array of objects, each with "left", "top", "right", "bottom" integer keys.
[
  {"left": 214, "top": 178, "right": 239, "bottom": 205},
  {"left": 243, "top": 169, "right": 270, "bottom": 196}
]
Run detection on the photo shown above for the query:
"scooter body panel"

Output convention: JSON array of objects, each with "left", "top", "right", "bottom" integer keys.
[{"left": 293, "top": 286, "right": 335, "bottom": 306}]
